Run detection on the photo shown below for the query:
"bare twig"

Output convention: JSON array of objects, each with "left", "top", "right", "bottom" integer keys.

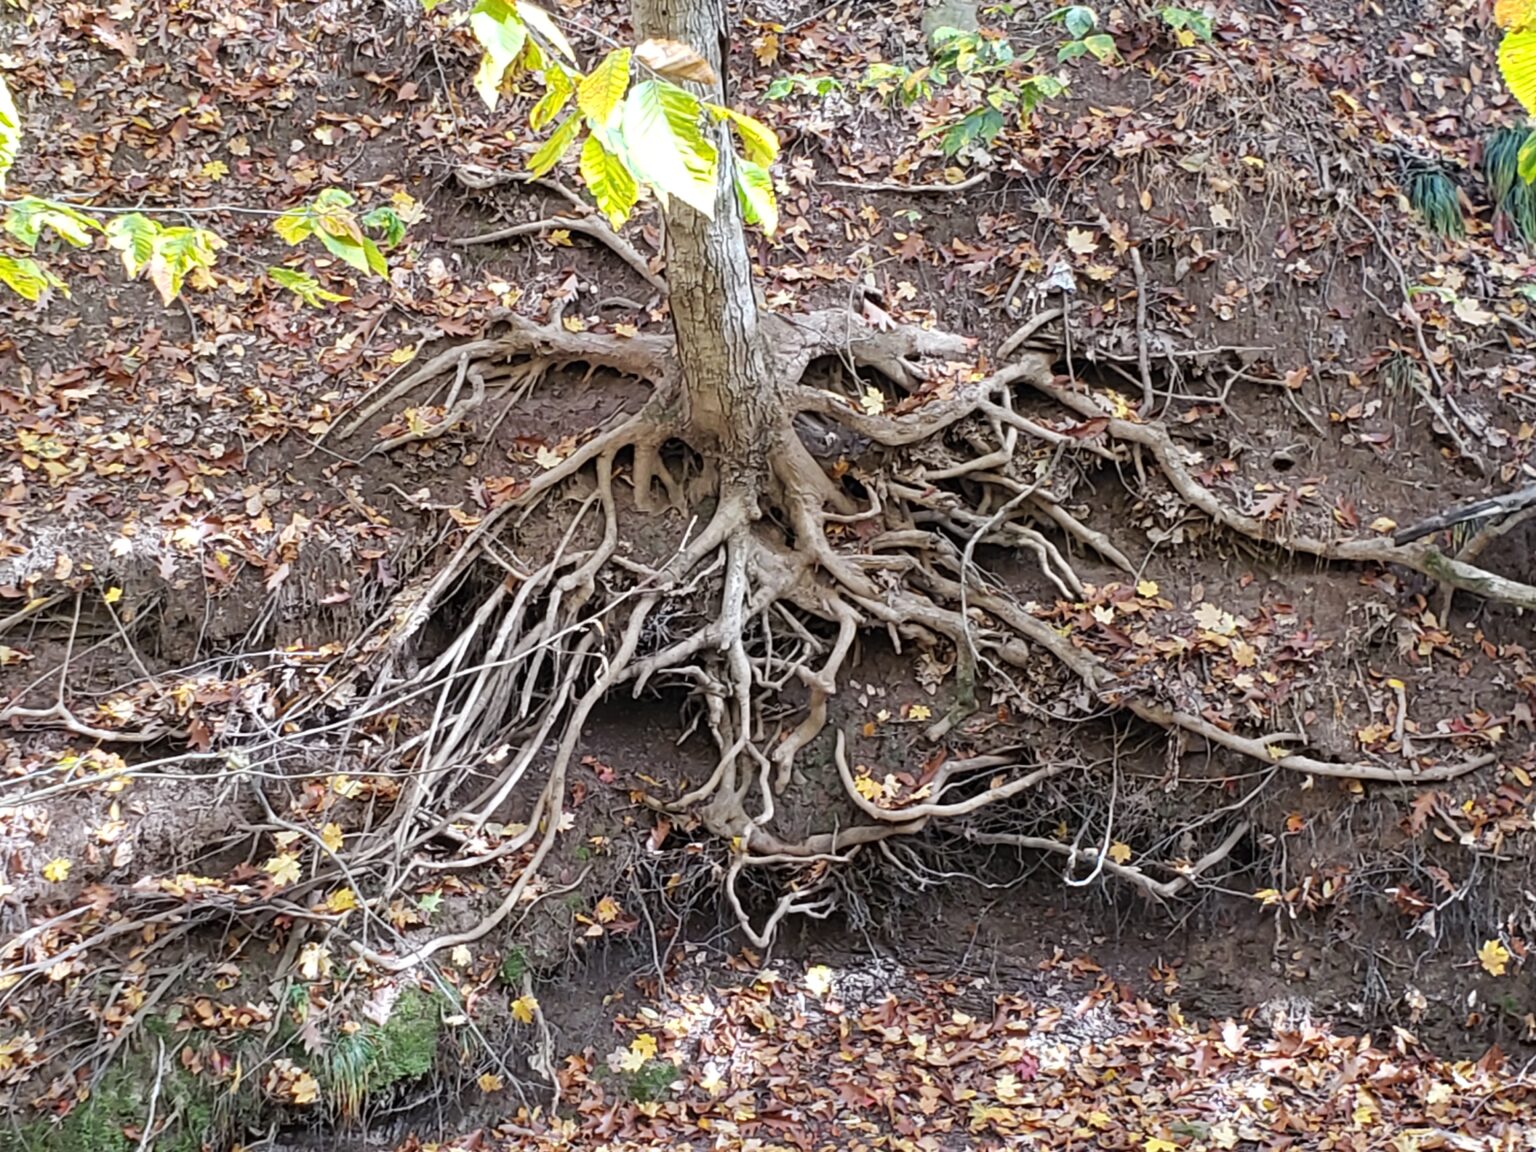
[{"left": 821, "top": 171, "right": 990, "bottom": 194}]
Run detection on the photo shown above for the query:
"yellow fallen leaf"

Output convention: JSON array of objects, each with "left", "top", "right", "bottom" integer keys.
[
  {"left": 616, "top": 1032, "right": 659, "bottom": 1071},
  {"left": 451, "top": 944, "right": 473, "bottom": 968},
  {"left": 860, "top": 385, "right": 886, "bottom": 415},
  {"left": 511, "top": 994, "right": 539, "bottom": 1024},
  {"left": 1108, "top": 842, "right": 1133, "bottom": 865},
  {"left": 324, "top": 887, "right": 358, "bottom": 914},
  {"left": 478, "top": 1071, "right": 504, "bottom": 1093},
  {"left": 1145, "top": 1138, "right": 1179, "bottom": 1152},
  {"left": 805, "top": 964, "right": 834, "bottom": 997},
  {"left": 1135, "top": 579, "right": 1159, "bottom": 598},
  {"left": 1065, "top": 226, "right": 1099, "bottom": 255},
  {"left": 262, "top": 852, "right": 302, "bottom": 888},
  {"left": 853, "top": 774, "right": 884, "bottom": 803},
  {"left": 103, "top": 586, "right": 123, "bottom": 605},
  {"left": 907, "top": 703, "right": 932, "bottom": 721},
  {"left": 41, "top": 858, "right": 72, "bottom": 883},
  {"left": 320, "top": 822, "right": 344, "bottom": 854},
  {"left": 298, "top": 942, "right": 331, "bottom": 981},
  {"left": 1479, "top": 938, "right": 1511, "bottom": 977},
  {"left": 595, "top": 895, "right": 621, "bottom": 923},
  {"left": 290, "top": 1069, "right": 321, "bottom": 1105}
]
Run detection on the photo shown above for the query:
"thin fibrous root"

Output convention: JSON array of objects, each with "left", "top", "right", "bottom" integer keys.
[{"left": 964, "top": 819, "right": 1251, "bottom": 904}]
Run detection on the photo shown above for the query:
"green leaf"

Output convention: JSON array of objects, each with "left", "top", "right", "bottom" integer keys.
[
  {"left": 312, "top": 187, "right": 356, "bottom": 210},
  {"left": 469, "top": 0, "right": 528, "bottom": 110},
  {"left": 362, "top": 205, "right": 407, "bottom": 246},
  {"left": 273, "top": 207, "right": 314, "bottom": 245},
  {"left": 1503, "top": 28, "right": 1536, "bottom": 116},
  {"left": 313, "top": 226, "right": 387, "bottom": 277},
  {"left": 733, "top": 157, "right": 778, "bottom": 236},
  {"left": 105, "top": 213, "right": 159, "bottom": 275},
  {"left": 1521, "top": 133, "right": 1536, "bottom": 185},
  {"left": 145, "top": 225, "right": 224, "bottom": 304},
  {"left": 1083, "top": 33, "right": 1117, "bottom": 60},
  {"left": 4, "top": 197, "right": 101, "bottom": 248},
  {"left": 275, "top": 189, "right": 387, "bottom": 277},
  {"left": 0, "top": 254, "right": 64, "bottom": 301},
  {"left": 620, "top": 79, "right": 718, "bottom": 217},
  {"left": 515, "top": 0, "right": 576, "bottom": 64},
  {"left": 705, "top": 104, "right": 780, "bottom": 166},
  {"left": 579, "top": 48, "right": 632, "bottom": 127},
  {"left": 530, "top": 61, "right": 574, "bottom": 131},
  {"left": 763, "top": 76, "right": 795, "bottom": 100},
  {"left": 579, "top": 132, "right": 639, "bottom": 228},
  {"left": 0, "top": 74, "right": 19, "bottom": 192},
  {"left": 1062, "top": 5, "right": 1096, "bottom": 37},
  {"left": 528, "top": 113, "right": 584, "bottom": 177},
  {"left": 270, "top": 267, "right": 351, "bottom": 307}
]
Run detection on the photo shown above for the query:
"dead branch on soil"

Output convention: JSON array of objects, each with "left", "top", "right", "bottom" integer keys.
[{"left": 452, "top": 215, "right": 668, "bottom": 297}]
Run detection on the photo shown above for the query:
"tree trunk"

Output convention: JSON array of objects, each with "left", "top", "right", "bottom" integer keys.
[{"left": 629, "top": 0, "right": 780, "bottom": 485}]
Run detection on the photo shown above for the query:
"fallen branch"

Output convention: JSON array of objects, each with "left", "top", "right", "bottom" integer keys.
[
  {"left": 452, "top": 214, "right": 668, "bottom": 296},
  {"left": 821, "top": 171, "right": 990, "bottom": 194}
]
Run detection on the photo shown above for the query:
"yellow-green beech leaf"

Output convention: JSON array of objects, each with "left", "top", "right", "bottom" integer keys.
[
  {"left": 733, "top": 156, "right": 778, "bottom": 235},
  {"left": 620, "top": 79, "right": 718, "bottom": 217},
  {"left": 1500, "top": 28, "right": 1536, "bottom": 115},
  {"left": 530, "top": 61, "right": 574, "bottom": 131},
  {"left": 528, "top": 113, "right": 583, "bottom": 177},
  {"left": 580, "top": 132, "right": 639, "bottom": 228},
  {"left": 516, "top": 0, "right": 577, "bottom": 63},
  {"left": 0, "top": 255, "right": 64, "bottom": 301},
  {"left": 470, "top": 0, "right": 528, "bottom": 110},
  {"left": 706, "top": 104, "right": 780, "bottom": 166},
  {"left": 0, "top": 74, "right": 19, "bottom": 191},
  {"left": 579, "top": 48, "right": 632, "bottom": 127}
]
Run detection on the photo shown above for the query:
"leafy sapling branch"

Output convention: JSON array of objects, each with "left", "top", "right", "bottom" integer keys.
[
  {"left": 857, "top": 26, "right": 1065, "bottom": 157},
  {"left": 0, "top": 75, "right": 414, "bottom": 305},
  {"left": 1052, "top": 6, "right": 1116, "bottom": 63},
  {"left": 464, "top": 0, "right": 782, "bottom": 234}
]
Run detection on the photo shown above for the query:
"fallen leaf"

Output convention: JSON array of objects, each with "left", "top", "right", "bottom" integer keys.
[
  {"left": 298, "top": 942, "right": 331, "bottom": 981},
  {"left": 262, "top": 852, "right": 302, "bottom": 888},
  {"left": 1479, "top": 938, "right": 1511, "bottom": 976},
  {"left": 511, "top": 993, "right": 539, "bottom": 1024},
  {"left": 319, "top": 822, "right": 344, "bottom": 853},
  {"left": 1065, "top": 227, "right": 1099, "bottom": 255},
  {"left": 805, "top": 964, "right": 834, "bottom": 997}
]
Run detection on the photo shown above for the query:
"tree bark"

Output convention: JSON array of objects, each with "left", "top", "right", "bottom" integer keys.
[{"left": 629, "top": 0, "right": 780, "bottom": 486}]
